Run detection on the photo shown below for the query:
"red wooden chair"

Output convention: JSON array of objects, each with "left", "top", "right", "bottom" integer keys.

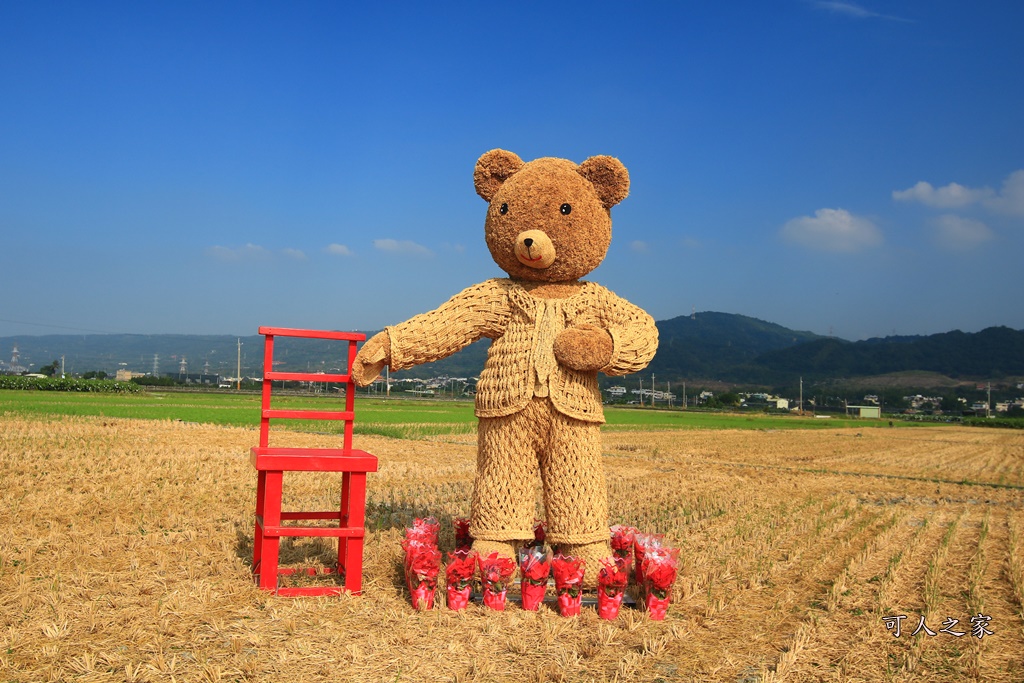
[{"left": 250, "top": 326, "right": 378, "bottom": 596}]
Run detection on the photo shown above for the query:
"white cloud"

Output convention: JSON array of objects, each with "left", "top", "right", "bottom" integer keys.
[
  {"left": 983, "top": 169, "right": 1024, "bottom": 216},
  {"left": 892, "top": 180, "right": 994, "bottom": 208},
  {"left": 373, "top": 238, "right": 433, "bottom": 257},
  {"left": 282, "top": 248, "right": 306, "bottom": 260},
  {"left": 629, "top": 240, "right": 649, "bottom": 253},
  {"left": 325, "top": 243, "right": 353, "bottom": 256},
  {"left": 204, "top": 243, "right": 272, "bottom": 261},
  {"left": 812, "top": 1, "right": 910, "bottom": 21},
  {"left": 931, "top": 215, "right": 994, "bottom": 250},
  {"left": 781, "top": 208, "right": 883, "bottom": 253}
]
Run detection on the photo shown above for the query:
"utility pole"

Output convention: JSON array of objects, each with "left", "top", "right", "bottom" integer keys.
[
  {"left": 651, "top": 373, "right": 655, "bottom": 406},
  {"left": 682, "top": 381, "right": 686, "bottom": 409},
  {"left": 236, "top": 338, "right": 242, "bottom": 390},
  {"left": 799, "top": 376, "right": 804, "bottom": 414},
  {"left": 639, "top": 377, "right": 643, "bottom": 406}
]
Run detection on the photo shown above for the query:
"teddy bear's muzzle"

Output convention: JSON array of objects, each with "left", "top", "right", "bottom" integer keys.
[{"left": 515, "top": 229, "right": 556, "bottom": 269}]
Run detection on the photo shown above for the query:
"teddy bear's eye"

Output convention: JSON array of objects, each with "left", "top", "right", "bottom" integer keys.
[
  {"left": 560, "top": 203, "right": 572, "bottom": 215},
  {"left": 499, "top": 203, "right": 508, "bottom": 215}
]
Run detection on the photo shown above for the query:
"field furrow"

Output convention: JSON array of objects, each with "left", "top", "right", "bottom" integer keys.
[
  {"left": 900, "top": 507, "right": 981, "bottom": 681},
  {"left": 774, "top": 509, "right": 937, "bottom": 681},
  {"left": 974, "top": 511, "right": 1024, "bottom": 680},
  {"left": 753, "top": 508, "right": 910, "bottom": 681}
]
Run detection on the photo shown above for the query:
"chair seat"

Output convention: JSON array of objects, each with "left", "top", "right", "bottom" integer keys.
[{"left": 251, "top": 447, "right": 378, "bottom": 473}]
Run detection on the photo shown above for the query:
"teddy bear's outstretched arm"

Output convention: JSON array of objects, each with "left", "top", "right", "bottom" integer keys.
[{"left": 350, "top": 280, "right": 510, "bottom": 387}]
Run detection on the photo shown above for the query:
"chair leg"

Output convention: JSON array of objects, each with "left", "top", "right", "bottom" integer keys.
[
  {"left": 253, "top": 470, "right": 267, "bottom": 577},
  {"left": 344, "top": 472, "right": 368, "bottom": 594},
  {"left": 257, "top": 470, "right": 283, "bottom": 590},
  {"left": 337, "top": 471, "right": 351, "bottom": 578}
]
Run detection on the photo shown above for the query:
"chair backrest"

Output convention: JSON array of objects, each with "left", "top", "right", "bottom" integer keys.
[{"left": 256, "top": 327, "right": 366, "bottom": 451}]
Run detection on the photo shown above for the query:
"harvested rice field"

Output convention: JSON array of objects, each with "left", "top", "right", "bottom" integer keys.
[{"left": 1, "top": 413, "right": 1022, "bottom": 682}]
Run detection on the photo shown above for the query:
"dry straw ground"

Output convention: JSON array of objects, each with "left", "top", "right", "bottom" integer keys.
[{"left": 1, "top": 413, "right": 1022, "bottom": 682}]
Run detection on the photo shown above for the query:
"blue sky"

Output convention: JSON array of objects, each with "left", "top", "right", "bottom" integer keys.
[{"left": 2, "top": 1, "right": 1022, "bottom": 341}]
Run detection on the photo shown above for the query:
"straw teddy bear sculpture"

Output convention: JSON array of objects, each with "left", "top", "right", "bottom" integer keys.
[{"left": 352, "top": 149, "right": 658, "bottom": 583}]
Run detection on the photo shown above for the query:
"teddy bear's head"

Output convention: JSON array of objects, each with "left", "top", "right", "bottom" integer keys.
[{"left": 474, "top": 150, "right": 629, "bottom": 283}]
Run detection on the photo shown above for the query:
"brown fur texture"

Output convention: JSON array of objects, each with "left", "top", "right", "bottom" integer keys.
[{"left": 352, "top": 150, "right": 658, "bottom": 586}]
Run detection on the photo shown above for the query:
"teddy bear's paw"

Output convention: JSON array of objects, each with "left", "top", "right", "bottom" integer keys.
[
  {"left": 351, "top": 332, "right": 390, "bottom": 387},
  {"left": 553, "top": 325, "right": 613, "bottom": 372}
]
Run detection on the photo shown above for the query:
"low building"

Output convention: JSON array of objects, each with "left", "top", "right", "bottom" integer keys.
[{"left": 847, "top": 405, "right": 881, "bottom": 419}]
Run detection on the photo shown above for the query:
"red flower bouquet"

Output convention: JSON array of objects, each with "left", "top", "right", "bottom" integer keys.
[
  {"left": 633, "top": 532, "right": 664, "bottom": 587},
  {"left": 610, "top": 525, "right": 637, "bottom": 558},
  {"left": 519, "top": 547, "right": 551, "bottom": 611},
  {"left": 453, "top": 517, "right": 473, "bottom": 551},
  {"left": 401, "top": 538, "right": 433, "bottom": 579},
  {"left": 445, "top": 549, "right": 476, "bottom": 611},
  {"left": 552, "top": 554, "right": 586, "bottom": 617},
  {"left": 478, "top": 552, "right": 515, "bottom": 611},
  {"left": 597, "top": 557, "right": 629, "bottom": 620},
  {"left": 641, "top": 547, "right": 679, "bottom": 620},
  {"left": 610, "top": 524, "right": 637, "bottom": 574},
  {"left": 405, "top": 543, "right": 441, "bottom": 610}
]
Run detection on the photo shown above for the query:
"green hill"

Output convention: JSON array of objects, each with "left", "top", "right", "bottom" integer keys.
[{"left": 3, "top": 316, "right": 1022, "bottom": 387}]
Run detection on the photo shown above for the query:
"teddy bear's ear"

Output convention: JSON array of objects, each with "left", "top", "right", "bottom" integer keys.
[
  {"left": 474, "top": 149, "right": 524, "bottom": 202},
  {"left": 578, "top": 155, "right": 630, "bottom": 208}
]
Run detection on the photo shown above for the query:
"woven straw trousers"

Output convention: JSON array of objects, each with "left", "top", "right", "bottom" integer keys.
[{"left": 471, "top": 396, "right": 608, "bottom": 546}]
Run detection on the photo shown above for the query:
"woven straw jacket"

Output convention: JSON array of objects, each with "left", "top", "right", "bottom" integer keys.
[{"left": 385, "top": 279, "right": 658, "bottom": 423}]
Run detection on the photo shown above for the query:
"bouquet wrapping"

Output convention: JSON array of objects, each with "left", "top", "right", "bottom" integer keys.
[
  {"left": 445, "top": 549, "right": 476, "bottom": 611},
  {"left": 478, "top": 552, "right": 515, "bottom": 611},
  {"left": 407, "top": 516, "right": 440, "bottom": 546},
  {"left": 633, "top": 532, "right": 664, "bottom": 587},
  {"left": 610, "top": 524, "right": 637, "bottom": 575},
  {"left": 519, "top": 547, "right": 551, "bottom": 611},
  {"left": 645, "top": 593, "right": 671, "bottom": 620},
  {"left": 404, "top": 542, "right": 441, "bottom": 610},
  {"left": 597, "top": 557, "right": 629, "bottom": 620},
  {"left": 453, "top": 517, "right": 473, "bottom": 552},
  {"left": 402, "top": 517, "right": 441, "bottom": 610},
  {"left": 552, "top": 554, "right": 586, "bottom": 617},
  {"left": 641, "top": 547, "right": 679, "bottom": 621}
]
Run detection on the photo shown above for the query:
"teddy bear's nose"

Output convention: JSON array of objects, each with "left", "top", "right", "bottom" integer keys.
[{"left": 523, "top": 238, "right": 533, "bottom": 248}]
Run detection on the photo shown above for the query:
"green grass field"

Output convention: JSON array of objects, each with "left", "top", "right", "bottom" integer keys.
[{"left": 0, "top": 388, "right": 919, "bottom": 436}]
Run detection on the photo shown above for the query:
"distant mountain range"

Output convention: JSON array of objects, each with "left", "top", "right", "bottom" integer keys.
[{"left": 2, "top": 314, "right": 1022, "bottom": 389}]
